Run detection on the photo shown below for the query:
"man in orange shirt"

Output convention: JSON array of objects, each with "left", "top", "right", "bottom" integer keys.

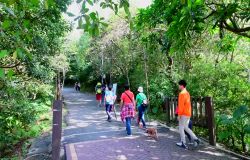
[{"left": 176, "top": 80, "right": 200, "bottom": 149}]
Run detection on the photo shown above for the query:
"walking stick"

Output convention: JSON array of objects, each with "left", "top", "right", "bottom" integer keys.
[
  {"left": 113, "top": 104, "right": 117, "bottom": 120},
  {"left": 145, "top": 103, "right": 151, "bottom": 126}
]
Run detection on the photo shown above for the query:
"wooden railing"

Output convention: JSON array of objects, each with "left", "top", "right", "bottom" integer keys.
[
  {"left": 164, "top": 97, "right": 216, "bottom": 146},
  {"left": 52, "top": 73, "right": 63, "bottom": 160}
]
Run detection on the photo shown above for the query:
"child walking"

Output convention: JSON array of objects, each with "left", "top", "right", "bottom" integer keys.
[{"left": 104, "top": 85, "right": 116, "bottom": 122}]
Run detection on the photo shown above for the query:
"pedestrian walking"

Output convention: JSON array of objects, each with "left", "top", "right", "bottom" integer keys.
[
  {"left": 75, "top": 82, "right": 78, "bottom": 91},
  {"left": 104, "top": 85, "right": 116, "bottom": 122},
  {"left": 136, "top": 86, "right": 147, "bottom": 129},
  {"left": 120, "top": 84, "right": 136, "bottom": 136},
  {"left": 176, "top": 80, "right": 200, "bottom": 149},
  {"left": 95, "top": 82, "right": 102, "bottom": 107},
  {"left": 101, "top": 83, "right": 106, "bottom": 106},
  {"left": 77, "top": 82, "right": 81, "bottom": 91}
]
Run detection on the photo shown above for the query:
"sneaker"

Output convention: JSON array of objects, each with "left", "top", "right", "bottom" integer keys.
[
  {"left": 176, "top": 142, "right": 188, "bottom": 149},
  {"left": 193, "top": 139, "right": 200, "bottom": 147}
]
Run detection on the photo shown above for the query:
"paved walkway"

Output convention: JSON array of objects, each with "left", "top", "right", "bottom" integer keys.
[{"left": 62, "top": 88, "right": 238, "bottom": 160}]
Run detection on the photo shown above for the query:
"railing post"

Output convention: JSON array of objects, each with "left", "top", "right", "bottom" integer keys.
[
  {"left": 205, "top": 97, "right": 216, "bottom": 146},
  {"left": 52, "top": 100, "right": 63, "bottom": 160},
  {"left": 56, "top": 71, "right": 61, "bottom": 100},
  {"left": 165, "top": 97, "right": 170, "bottom": 124}
]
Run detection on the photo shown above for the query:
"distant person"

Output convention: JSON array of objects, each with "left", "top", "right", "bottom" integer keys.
[
  {"left": 104, "top": 85, "right": 116, "bottom": 122},
  {"left": 75, "top": 82, "right": 78, "bottom": 91},
  {"left": 120, "top": 84, "right": 136, "bottom": 136},
  {"left": 101, "top": 83, "right": 106, "bottom": 106},
  {"left": 176, "top": 80, "right": 200, "bottom": 149},
  {"left": 77, "top": 83, "right": 81, "bottom": 91},
  {"left": 136, "top": 86, "right": 147, "bottom": 129},
  {"left": 95, "top": 82, "right": 102, "bottom": 107}
]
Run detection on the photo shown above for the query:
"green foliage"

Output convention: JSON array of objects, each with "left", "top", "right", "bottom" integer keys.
[
  {"left": 0, "top": 81, "right": 53, "bottom": 157},
  {"left": 0, "top": 0, "right": 70, "bottom": 158},
  {"left": 68, "top": 0, "right": 132, "bottom": 36},
  {"left": 217, "top": 106, "right": 250, "bottom": 152},
  {"left": 185, "top": 60, "right": 250, "bottom": 111}
]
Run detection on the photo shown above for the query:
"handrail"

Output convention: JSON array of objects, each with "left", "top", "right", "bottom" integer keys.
[
  {"left": 164, "top": 96, "right": 216, "bottom": 146},
  {"left": 52, "top": 72, "right": 63, "bottom": 160}
]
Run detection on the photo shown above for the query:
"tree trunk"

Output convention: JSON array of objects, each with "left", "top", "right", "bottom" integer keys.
[
  {"left": 230, "top": 50, "right": 234, "bottom": 63},
  {"left": 143, "top": 47, "right": 150, "bottom": 102},
  {"left": 61, "top": 68, "right": 65, "bottom": 91},
  {"left": 230, "top": 135, "right": 235, "bottom": 148},
  {"left": 126, "top": 70, "right": 130, "bottom": 86},
  {"left": 241, "top": 133, "right": 246, "bottom": 152},
  {"left": 56, "top": 71, "right": 61, "bottom": 100}
]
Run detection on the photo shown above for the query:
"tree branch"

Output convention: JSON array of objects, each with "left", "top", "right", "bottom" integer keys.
[
  {"left": 0, "top": 62, "right": 21, "bottom": 68},
  {"left": 203, "top": 11, "right": 216, "bottom": 20},
  {"left": 110, "top": 40, "right": 126, "bottom": 54},
  {"left": 222, "top": 21, "right": 250, "bottom": 38}
]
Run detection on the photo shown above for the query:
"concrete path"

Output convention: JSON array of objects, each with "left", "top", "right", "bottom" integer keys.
[{"left": 62, "top": 88, "right": 238, "bottom": 160}]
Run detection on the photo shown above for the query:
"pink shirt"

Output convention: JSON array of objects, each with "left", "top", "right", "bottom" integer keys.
[{"left": 121, "top": 90, "right": 134, "bottom": 104}]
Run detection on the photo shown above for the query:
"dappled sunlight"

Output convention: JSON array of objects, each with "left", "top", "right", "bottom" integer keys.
[
  {"left": 198, "top": 150, "right": 226, "bottom": 157},
  {"left": 116, "top": 155, "right": 127, "bottom": 160},
  {"left": 64, "top": 101, "right": 90, "bottom": 105},
  {"left": 116, "top": 150, "right": 122, "bottom": 153},
  {"left": 164, "top": 134, "right": 176, "bottom": 139},
  {"left": 151, "top": 157, "right": 160, "bottom": 160},
  {"left": 145, "top": 139, "right": 157, "bottom": 142}
]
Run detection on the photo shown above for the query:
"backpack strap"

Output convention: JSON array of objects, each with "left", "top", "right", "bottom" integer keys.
[{"left": 124, "top": 92, "right": 133, "bottom": 103}]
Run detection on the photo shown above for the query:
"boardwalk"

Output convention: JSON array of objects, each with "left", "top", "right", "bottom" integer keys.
[{"left": 62, "top": 88, "right": 238, "bottom": 160}]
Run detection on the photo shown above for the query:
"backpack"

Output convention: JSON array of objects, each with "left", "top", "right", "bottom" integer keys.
[
  {"left": 105, "top": 91, "right": 114, "bottom": 104},
  {"left": 96, "top": 86, "right": 102, "bottom": 94},
  {"left": 139, "top": 93, "right": 147, "bottom": 107}
]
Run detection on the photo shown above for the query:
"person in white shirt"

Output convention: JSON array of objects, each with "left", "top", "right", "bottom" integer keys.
[{"left": 104, "top": 85, "right": 116, "bottom": 122}]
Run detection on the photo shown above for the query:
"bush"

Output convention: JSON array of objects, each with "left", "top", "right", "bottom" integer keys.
[
  {"left": 217, "top": 105, "right": 250, "bottom": 153},
  {"left": 0, "top": 81, "right": 53, "bottom": 158}
]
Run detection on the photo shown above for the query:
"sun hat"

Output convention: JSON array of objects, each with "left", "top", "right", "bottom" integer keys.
[{"left": 138, "top": 86, "right": 143, "bottom": 93}]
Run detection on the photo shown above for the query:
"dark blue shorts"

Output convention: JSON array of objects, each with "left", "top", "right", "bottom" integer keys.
[{"left": 106, "top": 104, "right": 112, "bottom": 112}]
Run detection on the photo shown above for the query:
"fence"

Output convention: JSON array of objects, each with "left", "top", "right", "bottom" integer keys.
[{"left": 164, "top": 97, "right": 216, "bottom": 146}]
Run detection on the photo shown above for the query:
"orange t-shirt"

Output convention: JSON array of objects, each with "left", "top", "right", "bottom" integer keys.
[
  {"left": 121, "top": 90, "right": 134, "bottom": 104},
  {"left": 178, "top": 89, "right": 192, "bottom": 117}
]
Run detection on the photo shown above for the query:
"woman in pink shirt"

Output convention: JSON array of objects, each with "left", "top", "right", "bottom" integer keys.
[{"left": 120, "top": 84, "right": 136, "bottom": 136}]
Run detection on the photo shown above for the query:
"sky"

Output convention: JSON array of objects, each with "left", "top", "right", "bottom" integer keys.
[{"left": 63, "top": 0, "right": 152, "bottom": 41}]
